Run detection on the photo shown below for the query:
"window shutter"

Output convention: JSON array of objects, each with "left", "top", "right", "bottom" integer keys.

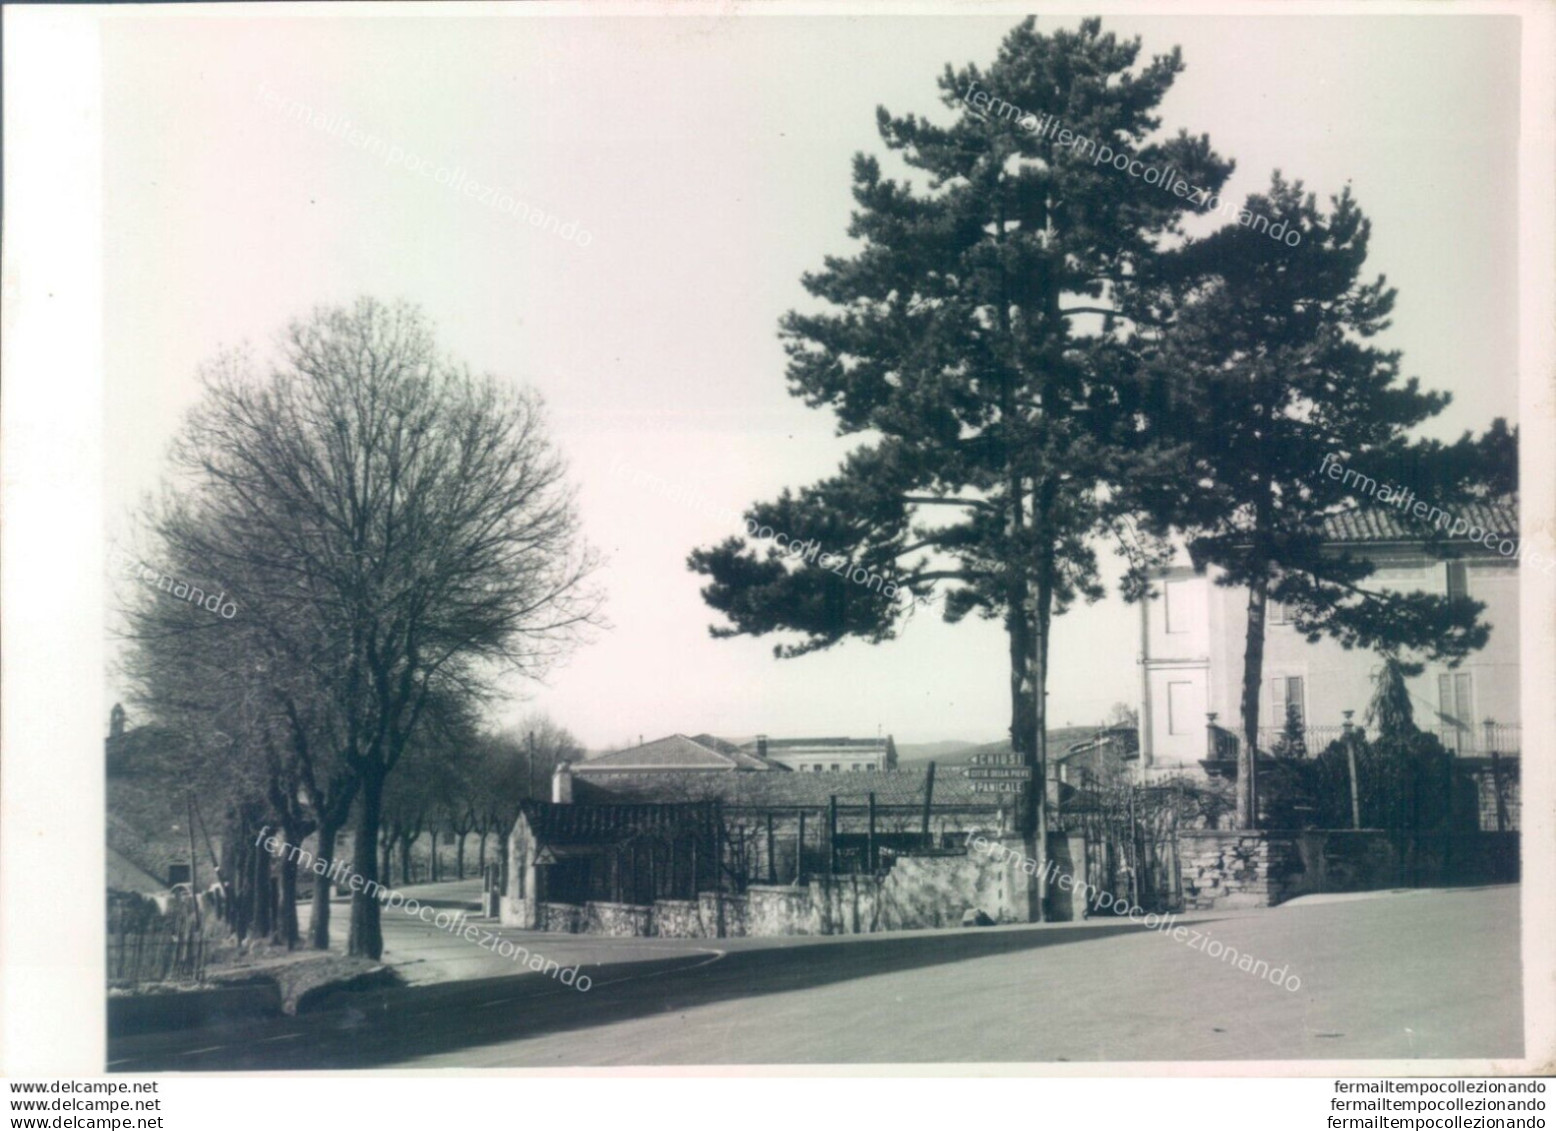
[{"left": 1271, "top": 677, "right": 1288, "bottom": 727}]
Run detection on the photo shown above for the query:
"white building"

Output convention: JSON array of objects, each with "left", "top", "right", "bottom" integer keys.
[
  {"left": 1138, "top": 499, "right": 1522, "bottom": 778},
  {"left": 742, "top": 735, "right": 898, "bottom": 773}
]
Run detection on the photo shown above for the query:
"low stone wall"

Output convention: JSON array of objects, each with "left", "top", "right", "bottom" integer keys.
[
  {"left": 505, "top": 845, "right": 1039, "bottom": 937},
  {"left": 746, "top": 885, "right": 818, "bottom": 936},
  {"left": 650, "top": 899, "right": 702, "bottom": 937},
  {"left": 541, "top": 901, "right": 581, "bottom": 933},
  {"left": 1182, "top": 828, "right": 1521, "bottom": 910},
  {"left": 583, "top": 901, "right": 652, "bottom": 936},
  {"left": 879, "top": 853, "right": 994, "bottom": 929},
  {"left": 1180, "top": 830, "right": 1306, "bottom": 910}
]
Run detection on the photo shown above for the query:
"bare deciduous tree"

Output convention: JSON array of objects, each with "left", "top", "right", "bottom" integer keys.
[{"left": 145, "top": 298, "right": 601, "bottom": 958}]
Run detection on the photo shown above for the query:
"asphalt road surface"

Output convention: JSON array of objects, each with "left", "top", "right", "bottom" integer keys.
[{"left": 108, "top": 883, "right": 1522, "bottom": 1068}]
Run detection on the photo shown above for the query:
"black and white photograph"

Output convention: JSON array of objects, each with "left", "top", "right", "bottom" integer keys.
[{"left": 2, "top": 0, "right": 1554, "bottom": 1110}]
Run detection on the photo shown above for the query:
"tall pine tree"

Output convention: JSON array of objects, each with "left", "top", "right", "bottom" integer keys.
[
  {"left": 689, "top": 17, "right": 1231, "bottom": 916},
  {"left": 1127, "top": 173, "right": 1508, "bottom": 826}
]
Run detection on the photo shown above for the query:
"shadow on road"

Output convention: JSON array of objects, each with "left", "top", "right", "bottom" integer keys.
[{"left": 111, "top": 918, "right": 1187, "bottom": 1070}]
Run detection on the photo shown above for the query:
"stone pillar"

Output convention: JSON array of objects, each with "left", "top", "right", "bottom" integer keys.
[
  {"left": 1044, "top": 832, "right": 1089, "bottom": 921},
  {"left": 552, "top": 765, "right": 573, "bottom": 804}
]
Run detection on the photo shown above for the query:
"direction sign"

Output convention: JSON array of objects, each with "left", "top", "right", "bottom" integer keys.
[
  {"left": 967, "top": 753, "right": 1024, "bottom": 767},
  {"left": 965, "top": 767, "right": 1032, "bottom": 781},
  {"left": 971, "top": 781, "right": 1027, "bottom": 794}
]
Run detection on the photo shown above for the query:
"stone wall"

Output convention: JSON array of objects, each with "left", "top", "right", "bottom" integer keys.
[
  {"left": 745, "top": 885, "right": 819, "bottom": 936},
  {"left": 541, "top": 901, "right": 580, "bottom": 932},
  {"left": 505, "top": 844, "right": 1041, "bottom": 937},
  {"left": 1181, "top": 828, "right": 1521, "bottom": 910},
  {"left": 880, "top": 852, "right": 1001, "bottom": 929},
  {"left": 650, "top": 899, "right": 702, "bottom": 937},
  {"left": 583, "top": 901, "right": 652, "bottom": 936},
  {"left": 1179, "top": 830, "right": 1306, "bottom": 910}
]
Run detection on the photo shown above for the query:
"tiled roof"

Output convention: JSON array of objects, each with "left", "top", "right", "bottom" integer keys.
[
  {"left": 572, "top": 766, "right": 1004, "bottom": 810},
  {"left": 517, "top": 800, "right": 720, "bottom": 844},
  {"left": 748, "top": 736, "right": 889, "bottom": 750},
  {"left": 725, "top": 748, "right": 791, "bottom": 771},
  {"left": 106, "top": 846, "right": 167, "bottom": 895},
  {"left": 574, "top": 734, "right": 757, "bottom": 772},
  {"left": 1320, "top": 496, "right": 1518, "bottom": 545}
]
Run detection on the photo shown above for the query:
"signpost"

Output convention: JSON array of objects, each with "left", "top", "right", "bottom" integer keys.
[
  {"left": 964, "top": 756, "right": 1034, "bottom": 794},
  {"left": 964, "top": 750, "right": 1041, "bottom": 917}
]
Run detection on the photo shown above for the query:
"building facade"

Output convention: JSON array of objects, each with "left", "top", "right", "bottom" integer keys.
[
  {"left": 743, "top": 735, "right": 898, "bottom": 773},
  {"left": 1138, "top": 500, "right": 1522, "bottom": 778}
]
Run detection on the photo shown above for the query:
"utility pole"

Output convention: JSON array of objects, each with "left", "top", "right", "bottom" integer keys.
[
  {"left": 526, "top": 729, "right": 537, "bottom": 799},
  {"left": 187, "top": 793, "right": 202, "bottom": 932},
  {"left": 920, "top": 762, "right": 936, "bottom": 846},
  {"left": 1343, "top": 710, "right": 1362, "bottom": 829}
]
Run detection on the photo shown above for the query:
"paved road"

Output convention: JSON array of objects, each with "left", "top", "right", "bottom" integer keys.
[{"left": 108, "top": 884, "right": 1522, "bottom": 1068}]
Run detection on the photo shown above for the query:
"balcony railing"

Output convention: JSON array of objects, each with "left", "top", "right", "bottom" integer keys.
[{"left": 1252, "top": 722, "right": 1520, "bottom": 757}]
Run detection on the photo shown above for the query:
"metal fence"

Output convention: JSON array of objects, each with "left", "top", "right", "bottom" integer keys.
[
  {"left": 1254, "top": 723, "right": 1520, "bottom": 757},
  {"left": 107, "top": 931, "right": 209, "bottom": 986}
]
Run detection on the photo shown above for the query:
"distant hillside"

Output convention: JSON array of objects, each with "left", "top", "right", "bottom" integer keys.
[
  {"left": 899, "top": 728, "right": 1103, "bottom": 765},
  {"left": 891, "top": 740, "right": 979, "bottom": 763}
]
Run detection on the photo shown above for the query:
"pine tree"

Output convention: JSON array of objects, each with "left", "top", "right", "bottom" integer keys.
[
  {"left": 1366, "top": 656, "right": 1417, "bottom": 741},
  {"left": 1127, "top": 174, "right": 1506, "bottom": 826},
  {"left": 689, "top": 17, "right": 1231, "bottom": 918}
]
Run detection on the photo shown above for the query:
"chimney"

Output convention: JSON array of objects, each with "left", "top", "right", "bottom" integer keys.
[
  {"left": 756, "top": 734, "right": 768, "bottom": 759},
  {"left": 551, "top": 763, "right": 573, "bottom": 804}
]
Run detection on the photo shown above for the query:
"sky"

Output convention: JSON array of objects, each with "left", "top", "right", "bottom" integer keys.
[{"left": 102, "top": 11, "right": 1521, "bottom": 750}]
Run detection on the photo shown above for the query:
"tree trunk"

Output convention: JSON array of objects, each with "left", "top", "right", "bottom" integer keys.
[
  {"left": 430, "top": 830, "right": 440, "bottom": 883},
  {"left": 223, "top": 831, "right": 250, "bottom": 940},
  {"left": 1031, "top": 566, "right": 1053, "bottom": 920},
  {"left": 274, "top": 825, "right": 301, "bottom": 950},
  {"left": 380, "top": 832, "right": 393, "bottom": 889},
  {"left": 399, "top": 835, "right": 413, "bottom": 887},
  {"left": 1238, "top": 573, "right": 1269, "bottom": 829},
  {"left": 456, "top": 834, "right": 466, "bottom": 880},
  {"left": 309, "top": 822, "right": 339, "bottom": 950},
  {"left": 1007, "top": 593, "right": 1039, "bottom": 922},
  {"left": 348, "top": 772, "right": 385, "bottom": 960},
  {"left": 252, "top": 841, "right": 274, "bottom": 940},
  {"left": 1006, "top": 510, "right": 1052, "bottom": 921},
  {"left": 476, "top": 831, "right": 488, "bottom": 874}
]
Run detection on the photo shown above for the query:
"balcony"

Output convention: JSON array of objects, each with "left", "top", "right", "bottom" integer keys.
[{"left": 1249, "top": 722, "right": 1520, "bottom": 757}]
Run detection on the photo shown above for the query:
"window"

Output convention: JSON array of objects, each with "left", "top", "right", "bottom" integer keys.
[
  {"left": 1163, "top": 577, "right": 1205, "bottom": 636},
  {"left": 867, "top": 764, "right": 877, "bottom": 772},
  {"left": 830, "top": 763, "right": 840, "bottom": 772},
  {"left": 1439, "top": 671, "right": 1474, "bottom": 753},
  {"left": 1269, "top": 600, "right": 1291, "bottom": 625},
  {"left": 1164, "top": 580, "right": 1187, "bottom": 634},
  {"left": 1167, "top": 681, "right": 1200, "bottom": 736},
  {"left": 1270, "top": 675, "right": 1305, "bottom": 728},
  {"left": 1446, "top": 562, "right": 1468, "bottom": 602},
  {"left": 851, "top": 764, "right": 862, "bottom": 772}
]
